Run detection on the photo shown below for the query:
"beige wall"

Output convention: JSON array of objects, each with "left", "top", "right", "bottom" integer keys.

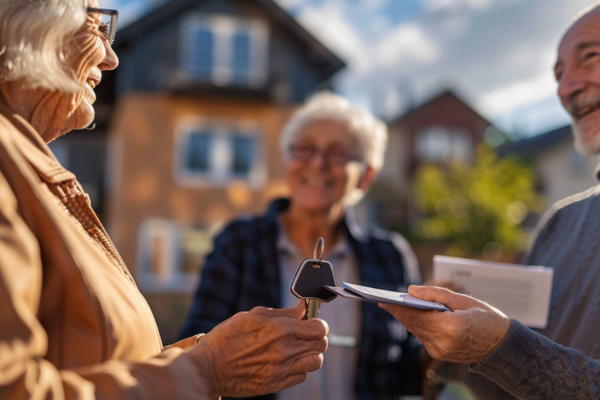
[
  {"left": 534, "top": 138, "right": 600, "bottom": 211},
  {"left": 378, "top": 125, "right": 410, "bottom": 194}
]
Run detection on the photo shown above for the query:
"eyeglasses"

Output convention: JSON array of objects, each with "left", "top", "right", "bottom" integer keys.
[
  {"left": 288, "top": 143, "right": 361, "bottom": 166},
  {"left": 86, "top": 7, "right": 118, "bottom": 45}
]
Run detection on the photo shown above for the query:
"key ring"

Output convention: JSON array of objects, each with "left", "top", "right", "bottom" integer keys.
[{"left": 313, "top": 237, "right": 325, "bottom": 266}]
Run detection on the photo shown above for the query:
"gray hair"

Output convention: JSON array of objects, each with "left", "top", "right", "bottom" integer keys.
[
  {"left": 280, "top": 92, "right": 388, "bottom": 171},
  {"left": 0, "top": 0, "right": 86, "bottom": 93}
]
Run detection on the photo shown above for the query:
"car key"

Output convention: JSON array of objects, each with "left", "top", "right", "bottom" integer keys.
[{"left": 290, "top": 238, "right": 337, "bottom": 319}]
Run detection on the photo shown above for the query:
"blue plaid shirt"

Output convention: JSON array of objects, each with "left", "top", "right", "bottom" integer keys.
[{"left": 180, "top": 199, "right": 425, "bottom": 400}]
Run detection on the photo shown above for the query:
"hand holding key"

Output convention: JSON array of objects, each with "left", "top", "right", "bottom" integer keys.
[
  {"left": 189, "top": 300, "right": 329, "bottom": 398},
  {"left": 290, "top": 238, "right": 337, "bottom": 319}
]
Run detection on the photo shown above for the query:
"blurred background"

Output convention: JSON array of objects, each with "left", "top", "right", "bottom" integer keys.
[{"left": 52, "top": 0, "right": 600, "bottom": 398}]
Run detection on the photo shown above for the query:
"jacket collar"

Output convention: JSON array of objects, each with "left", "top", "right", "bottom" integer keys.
[
  {"left": 0, "top": 103, "right": 75, "bottom": 184},
  {"left": 265, "top": 198, "right": 369, "bottom": 244}
]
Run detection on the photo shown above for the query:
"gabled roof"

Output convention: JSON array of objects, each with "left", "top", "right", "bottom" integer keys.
[
  {"left": 498, "top": 125, "right": 572, "bottom": 157},
  {"left": 388, "top": 90, "right": 491, "bottom": 126},
  {"left": 113, "top": 0, "right": 345, "bottom": 78}
]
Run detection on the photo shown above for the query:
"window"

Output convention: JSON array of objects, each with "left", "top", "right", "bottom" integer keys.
[
  {"left": 175, "top": 119, "right": 263, "bottom": 186},
  {"left": 180, "top": 14, "right": 268, "bottom": 88},
  {"left": 187, "top": 27, "right": 214, "bottom": 81},
  {"left": 416, "top": 126, "right": 473, "bottom": 163},
  {"left": 186, "top": 132, "right": 213, "bottom": 173},
  {"left": 231, "top": 134, "right": 254, "bottom": 177},
  {"left": 136, "top": 219, "right": 216, "bottom": 293},
  {"left": 231, "top": 32, "right": 251, "bottom": 85}
]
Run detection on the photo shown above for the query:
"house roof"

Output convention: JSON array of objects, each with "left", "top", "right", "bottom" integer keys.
[
  {"left": 388, "top": 90, "right": 492, "bottom": 126},
  {"left": 113, "top": 0, "right": 345, "bottom": 78},
  {"left": 498, "top": 125, "right": 572, "bottom": 157}
]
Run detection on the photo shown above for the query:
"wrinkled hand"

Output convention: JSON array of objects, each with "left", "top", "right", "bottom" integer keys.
[
  {"left": 188, "top": 300, "right": 328, "bottom": 398},
  {"left": 380, "top": 286, "right": 510, "bottom": 364}
]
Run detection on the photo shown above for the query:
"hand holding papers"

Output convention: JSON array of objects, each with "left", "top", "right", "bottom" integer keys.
[
  {"left": 379, "top": 285, "right": 511, "bottom": 364},
  {"left": 433, "top": 255, "right": 553, "bottom": 328},
  {"left": 325, "top": 282, "right": 450, "bottom": 311}
]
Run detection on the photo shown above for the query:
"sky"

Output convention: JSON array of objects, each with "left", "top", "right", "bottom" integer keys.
[{"left": 105, "top": 0, "right": 600, "bottom": 137}]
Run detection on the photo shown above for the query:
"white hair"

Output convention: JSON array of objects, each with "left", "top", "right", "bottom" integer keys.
[
  {"left": 565, "top": 2, "right": 600, "bottom": 38},
  {"left": 0, "top": 0, "right": 87, "bottom": 93},
  {"left": 280, "top": 92, "right": 388, "bottom": 171}
]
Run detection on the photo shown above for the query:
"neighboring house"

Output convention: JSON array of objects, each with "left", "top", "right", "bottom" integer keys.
[
  {"left": 499, "top": 125, "right": 600, "bottom": 217},
  {"left": 59, "top": 0, "right": 344, "bottom": 343},
  {"left": 358, "top": 90, "right": 491, "bottom": 231}
]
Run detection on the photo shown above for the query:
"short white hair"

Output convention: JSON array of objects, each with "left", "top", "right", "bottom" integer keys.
[
  {"left": 566, "top": 2, "right": 600, "bottom": 37},
  {"left": 280, "top": 92, "right": 389, "bottom": 171},
  {"left": 0, "top": 0, "right": 86, "bottom": 93}
]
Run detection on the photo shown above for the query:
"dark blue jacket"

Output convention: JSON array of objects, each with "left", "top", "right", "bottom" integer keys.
[{"left": 181, "top": 199, "right": 425, "bottom": 400}]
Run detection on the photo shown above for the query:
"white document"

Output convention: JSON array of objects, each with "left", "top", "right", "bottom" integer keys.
[{"left": 433, "top": 255, "right": 554, "bottom": 329}]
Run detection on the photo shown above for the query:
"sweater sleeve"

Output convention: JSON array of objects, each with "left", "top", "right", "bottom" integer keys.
[{"left": 470, "top": 319, "right": 600, "bottom": 400}]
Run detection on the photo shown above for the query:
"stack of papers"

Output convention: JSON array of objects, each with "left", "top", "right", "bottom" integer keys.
[
  {"left": 433, "top": 255, "right": 553, "bottom": 328},
  {"left": 324, "top": 282, "right": 450, "bottom": 311}
]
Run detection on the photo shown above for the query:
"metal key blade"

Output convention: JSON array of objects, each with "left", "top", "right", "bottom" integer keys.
[{"left": 305, "top": 298, "right": 323, "bottom": 319}]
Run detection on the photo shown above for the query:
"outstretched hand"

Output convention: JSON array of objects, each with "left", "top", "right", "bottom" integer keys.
[
  {"left": 380, "top": 285, "right": 510, "bottom": 364},
  {"left": 188, "top": 300, "right": 328, "bottom": 398}
]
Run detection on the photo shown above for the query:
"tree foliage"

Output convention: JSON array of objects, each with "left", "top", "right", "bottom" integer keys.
[{"left": 413, "top": 145, "right": 543, "bottom": 260}]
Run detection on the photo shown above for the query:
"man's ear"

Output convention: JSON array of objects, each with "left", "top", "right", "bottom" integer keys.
[{"left": 358, "top": 166, "right": 378, "bottom": 192}]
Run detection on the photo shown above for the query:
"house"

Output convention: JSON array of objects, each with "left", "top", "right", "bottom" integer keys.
[
  {"left": 358, "top": 90, "right": 492, "bottom": 231},
  {"left": 54, "top": 0, "right": 344, "bottom": 343},
  {"left": 499, "top": 125, "right": 600, "bottom": 214}
]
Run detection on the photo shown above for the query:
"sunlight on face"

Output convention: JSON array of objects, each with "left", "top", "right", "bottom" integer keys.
[
  {"left": 556, "top": 8, "right": 600, "bottom": 156},
  {"left": 44, "top": 0, "right": 118, "bottom": 141}
]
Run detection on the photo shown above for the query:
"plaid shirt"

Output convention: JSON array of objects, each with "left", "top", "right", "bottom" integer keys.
[{"left": 181, "top": 199, "right": 424, "bottom": 400}]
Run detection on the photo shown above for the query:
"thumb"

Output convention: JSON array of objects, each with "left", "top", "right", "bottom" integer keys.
[
  {"left": 251, "top": 300, "right": 307, "bottom": 319},
  {"left": 408, "top": 285, "right": 479, "bottom": 311}
]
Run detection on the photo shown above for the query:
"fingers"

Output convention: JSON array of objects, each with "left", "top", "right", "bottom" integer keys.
[
  {"left": 379, "top": 302, "right": 423, "bottom": 329},
  {"left": 282, "top": 336, "right": 328, "bottom": 363},
  {"left": 250, "top": 300, "right": 306, "bottom": 319},
  {"left": 378, "top": 303, "right": 444, "bottom": 341},
  {"left": 287, "top": 317, "right": 329, "bottom": 340},
  {"left": 267, "top": 373, "right": 308, "bottom": 394},
  {"left": 408, "top": 285, "right": 478, "bottom": 311},
  {"left": 425, "top": 280, "right": 462, "bottom": 292},
  {"left": 264, "top": 354, "right": 323, "bottom": 394},
  {"left": 282, "top": 353, "right": 324, "bottom": 376}
]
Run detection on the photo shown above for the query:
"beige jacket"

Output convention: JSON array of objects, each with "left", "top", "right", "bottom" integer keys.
[{"left": 0, "top": 104, "right": 206, "bottom": 399}]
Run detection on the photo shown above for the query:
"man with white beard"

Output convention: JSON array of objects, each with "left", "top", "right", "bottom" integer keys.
[{"left": 378, "top": 4, "right": 600, "bottom": 399}]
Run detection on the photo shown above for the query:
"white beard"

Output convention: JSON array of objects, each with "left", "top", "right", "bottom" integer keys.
[{"left": 573, "top": 123, "right": 600, "bottom": 156}]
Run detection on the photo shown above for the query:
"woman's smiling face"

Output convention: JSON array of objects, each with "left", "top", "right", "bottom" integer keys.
[
  {"left": 285, "top": 120, "right": 367, "bottom": 213},
  {"left": 39, "top": 0, "right": 118, "bottom": 141}
]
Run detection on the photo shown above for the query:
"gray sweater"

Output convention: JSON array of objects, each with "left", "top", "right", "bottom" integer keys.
[{"left": 454, "top": 178, "right": 600, "bottom": 399}]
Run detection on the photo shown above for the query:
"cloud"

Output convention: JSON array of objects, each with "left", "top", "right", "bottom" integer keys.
[
  {"left": 295, "top": 3, "right": 368, "bottom": 72},
  {"left": 477, "top": 71, "right": 557, "bottom": 116},
  {"left": 358, "top": 0, "right": 390, "bottom": 14},
  {"left": 422, "top": 0, "right": 497, "bottom": 12},
  {"left": 374, "top": 23, "right": 439, "bottom": 66}
]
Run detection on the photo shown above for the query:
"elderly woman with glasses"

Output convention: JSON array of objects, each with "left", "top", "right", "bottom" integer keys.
[
  {"left": 0, "top": 0, "right": 329, "bottom": 398},
  {"left": 182, "top": 92, "right": 430, "bottom": 400}
]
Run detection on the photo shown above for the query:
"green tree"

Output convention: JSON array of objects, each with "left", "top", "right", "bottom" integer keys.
[{"left": 413, "top": 145, "right": 543, "bottom": 260}]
